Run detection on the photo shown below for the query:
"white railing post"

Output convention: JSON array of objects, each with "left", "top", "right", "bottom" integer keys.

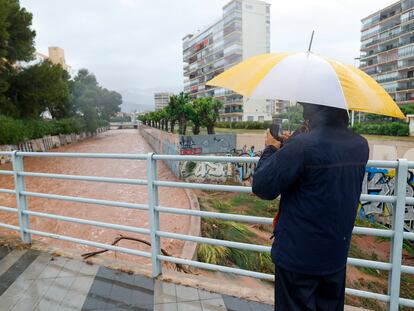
[
  {"left": 388, "top": 158, "right": 407, "bottom": 311},
  {"left": 146, "top": 152, "right": 161, "bottom": 277},
  {"left": 11, "top": 151, "right": 31, "bottom": 244}
]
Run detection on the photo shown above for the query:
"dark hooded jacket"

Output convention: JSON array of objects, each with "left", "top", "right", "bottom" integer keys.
[{"left": 252, "top": 105, "right": 369, "bottom": 275}]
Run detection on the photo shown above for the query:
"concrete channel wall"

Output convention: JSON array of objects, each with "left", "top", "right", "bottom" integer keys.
[
  {"left": 139, "top": 125, "right": 237, "bottom": 182},
  {"left": 0, "top": 127, "right": 109, "bottom": 165}
]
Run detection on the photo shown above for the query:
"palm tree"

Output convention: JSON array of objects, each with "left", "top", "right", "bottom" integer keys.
[
  {"left": 159, "top": 108, "right": 168, "bottom": 131},
  {"left": 168, "top": 92, "right": 191, "bottom": 135},
  {"left": 148, "top": 111, "right": 156, "bottom": 127},
  {"left": 189, "top": 99, "right": 202, "bottom": 135},
  {"left": 198, "top": 98, "right": 223, "bottom": 134},
  {"left": 166, "top": 96, "right": 177, "bottom": 133}
]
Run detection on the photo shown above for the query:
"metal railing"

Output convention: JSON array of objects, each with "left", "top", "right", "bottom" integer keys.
[{"left": 0, "top": 151, "right": 413, "bottom": 310}]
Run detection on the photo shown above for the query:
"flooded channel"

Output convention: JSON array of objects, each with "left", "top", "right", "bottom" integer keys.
[{"left": 0, "top": 129, "right": 191, "bottom": 265}]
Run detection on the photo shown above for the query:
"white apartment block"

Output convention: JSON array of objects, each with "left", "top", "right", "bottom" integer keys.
[
  {"left": 183, "top": 0, "right": 271, "bottom": 122},
  {"left": 360, "top": 0, "right": 414, "bottom": 105},
  {"left": 154, "top": 92, "right": 174, "bottom": 110}
]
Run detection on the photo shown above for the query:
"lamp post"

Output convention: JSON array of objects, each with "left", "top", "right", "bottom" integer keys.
[{"left": 352, "top": 57, "right": 361, "bottom": 125}]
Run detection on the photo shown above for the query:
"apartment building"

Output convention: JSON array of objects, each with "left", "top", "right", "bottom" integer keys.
[
  {"left": 182, "top": 0, "right": 271, "bottom": 122},
  {"left": 154, "top": 92, "right": 174, "bottom": 110},
  {"left": 360, "top": 0, "right": 414, "bottom": 105}
]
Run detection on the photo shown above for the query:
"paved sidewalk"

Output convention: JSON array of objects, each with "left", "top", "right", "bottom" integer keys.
[{"left": 0, "top": 247, "right": 274, "bottom": 311}]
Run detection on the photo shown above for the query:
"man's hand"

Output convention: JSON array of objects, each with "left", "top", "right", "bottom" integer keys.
[{"left": 265, "top": 129, "right": 282, "bottom": 149}]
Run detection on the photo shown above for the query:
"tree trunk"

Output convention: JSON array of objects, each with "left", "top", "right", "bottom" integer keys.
[
  {"left": 207, "top": 125, "right": 215, "bottom": 134},
  {"left": 170, "top": 121, "right": 175, "bottom": 133},
  {"left": 179, "top": 117, "right": 186, "bottom": 135},
  {"left": 192, "top": 123, "right": 200, "bottom": 135}
]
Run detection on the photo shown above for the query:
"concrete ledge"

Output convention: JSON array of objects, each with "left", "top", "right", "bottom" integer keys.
[{"left": 180, "top": 189, "right": 201, "bottom": 260}]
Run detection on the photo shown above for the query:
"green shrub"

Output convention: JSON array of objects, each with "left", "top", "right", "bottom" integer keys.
[
  {"left": 0, "top": 116, "right": 25, "bottom": 145},
  {"left": 51, "top": 119, "right": 82, "bottom": 135},
  {"left": 0, "top": 115, "right": 107, "bottom": 145},
  {"left": 352, "top": 122, "right": 409, "bottom": 136},
  {"left": 215, "top": 121, "right": 271, "bottom": 129}
]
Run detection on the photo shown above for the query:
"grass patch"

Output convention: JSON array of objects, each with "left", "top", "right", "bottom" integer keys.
[
  {"left": 201, "top": 218, "right": 255, "bottom": 243},
  {"left": 403, "top": 240, "right": 414, "bottom": 256},
  {"left": 197, "top": 244, "right": 230, "bottom": 266},
  {"left": 197, "top": 191, "right": 276, "bottom": 274},
  {"left": 205, "top": 192, "right": 278, "bottom": 218}
]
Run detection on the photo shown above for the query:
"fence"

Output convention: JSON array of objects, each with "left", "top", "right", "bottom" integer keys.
[{"left": 0, "top": 151, "right": 413, "bottom": 310}]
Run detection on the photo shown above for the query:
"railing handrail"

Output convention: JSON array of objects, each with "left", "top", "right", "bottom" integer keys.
[{"left": 0, "top": 152, "right": 412, "bottom": 309}]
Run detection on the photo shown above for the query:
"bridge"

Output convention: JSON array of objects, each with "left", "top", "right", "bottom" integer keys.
[
  {"left": 0, "top": 149, "right": 412, "bottom": 310},
  {"left": 109, "top": 122, "right": 138, "bottom": 129}
]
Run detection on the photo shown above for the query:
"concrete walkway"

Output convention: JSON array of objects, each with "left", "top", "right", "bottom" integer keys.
[{"left": 0, "top": 246, "right": 275, "bottom": 311}]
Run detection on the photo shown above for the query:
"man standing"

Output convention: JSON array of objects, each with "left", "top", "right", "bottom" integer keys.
[{"left": 252, "top": 103, "right": 369, "bottom": 311}]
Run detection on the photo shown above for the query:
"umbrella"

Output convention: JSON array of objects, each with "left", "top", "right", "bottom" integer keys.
[{"left": 206, "top": 52, "right": 405, "bottom": 119}]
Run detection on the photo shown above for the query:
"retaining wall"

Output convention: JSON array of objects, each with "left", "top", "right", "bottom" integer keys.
[
  {"left": 0, "top": 127, "right": 108, "bottom": 165},
  {"left": 139, "top": 125, "right": 237, "bottom": 182}
]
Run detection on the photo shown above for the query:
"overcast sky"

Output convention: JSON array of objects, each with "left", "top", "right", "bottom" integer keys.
[{"left": 20, "top": 0, "right": 397, "bottom": 110}]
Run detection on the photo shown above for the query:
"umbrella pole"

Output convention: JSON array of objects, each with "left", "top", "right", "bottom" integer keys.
[
  {"left": 351, "top": 111, "right": 355, "bottom": 127},
  {"left": 307, "top": 30, "right": 315, "bottom": 53}
]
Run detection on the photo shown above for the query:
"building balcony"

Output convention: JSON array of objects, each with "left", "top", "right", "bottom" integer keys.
[
  {"left": 400, "top": 23, "right": 414, "bottom": 35},
  {"left": 401, "top": 14, "right": 414, "bottom": 24},
  {"left": 402, "top": 0, "right": 414, "bottom": 11},
  {"left": 397, "top": 82, "right": 414, "bottom": 90},
  {"left": 378, "top": 30, "right": 401, "bottom": 43},
  {"left": 399, "top": 59, "right": 414, "bottom": 68},
  {"left": 223, "top": 108, "right": 243, "bottom": 114},
  {"left": 224, "top": 99, "right": 243, "bottom": 105}
]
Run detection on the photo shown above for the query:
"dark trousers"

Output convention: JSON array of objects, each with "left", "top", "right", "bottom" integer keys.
[{"left": 275, "top": 266, "right": 346, "bottom": 311}]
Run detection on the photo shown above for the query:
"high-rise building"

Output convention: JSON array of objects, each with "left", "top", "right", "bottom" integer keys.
[
  {"left": 183, "top": 0, "right": 271, "bottom": 122},
  {"left": 154, "top": 92, "right": 174, "bottom": 110},
  {"left": 360, "top": 0, "right": 414, "bottom": 105}
]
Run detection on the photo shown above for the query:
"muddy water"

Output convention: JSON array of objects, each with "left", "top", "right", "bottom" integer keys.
[{"left": 0, "top": 130, "right": 191, "bottom": 264}]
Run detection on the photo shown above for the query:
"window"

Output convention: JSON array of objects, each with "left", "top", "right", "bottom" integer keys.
[
  {"left": 258, "top": 116, "right": 264, "bottom": 122},
  {"left": 403, "top": 0, "right": 414, "bottom": 11},
  {"left": 362, "top": 14, "right": 380, "bottom": 29},
  {"left": 247, "top": 116, "right": 254, "bottom": 121},
  {"left": 224, "top": 44, "right": 242, "bottom": 56},
  {"left": 361, "top": 25, "right": 380, "bottom": 39},
  {"left": 402, "top": 9, "right": 414, "bottom": 23},
  {"left": 399, "top": 45, "right": 414, "bottom": 58},
  {"left": 377, "top": 72, "right": 398, "bottom": 83}
]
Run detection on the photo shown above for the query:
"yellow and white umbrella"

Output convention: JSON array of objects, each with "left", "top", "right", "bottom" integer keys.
[{"left": 207, "top": 52, "right": 405, "bottom": 119}]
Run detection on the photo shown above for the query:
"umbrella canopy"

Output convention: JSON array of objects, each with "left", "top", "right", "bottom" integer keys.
[{"left": 206, "top": 52, "right": 405, "bottom": 119}]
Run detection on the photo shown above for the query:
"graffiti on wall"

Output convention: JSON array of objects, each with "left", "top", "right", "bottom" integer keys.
[
  {"left": 179, "top": 136, "right": 202, "bottom": 155},
  {"left": 232, "top": 145, "right": 261, "bottom": 183},
  {"left": 179, "top": 134, "right": 236, "bottom": 155},
  {"left": 180, "top": 161, "right": 232, "bottom": 181},
  {"left": 180, "top": 144, "right": 261, "bottom": 182},
  {"left": 361, "top": 167, "right": 414, "bottom": 232}
]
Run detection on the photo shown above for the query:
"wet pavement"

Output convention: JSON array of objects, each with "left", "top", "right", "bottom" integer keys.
[
  {"left": 0, "top": 130, "right": 191, "bottom": 263},
  {"left": 0, "top": 247, "right": 274, "bottom": 311}
]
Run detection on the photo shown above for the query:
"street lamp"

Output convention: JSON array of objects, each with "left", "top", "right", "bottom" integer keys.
[{"left": 351, "top": 57, "right": 362, "bottom": 126}]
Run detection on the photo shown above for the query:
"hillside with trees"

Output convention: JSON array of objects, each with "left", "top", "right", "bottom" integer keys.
[{"left": 0, "top": 0, "right": 122, "bottom": 144}]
